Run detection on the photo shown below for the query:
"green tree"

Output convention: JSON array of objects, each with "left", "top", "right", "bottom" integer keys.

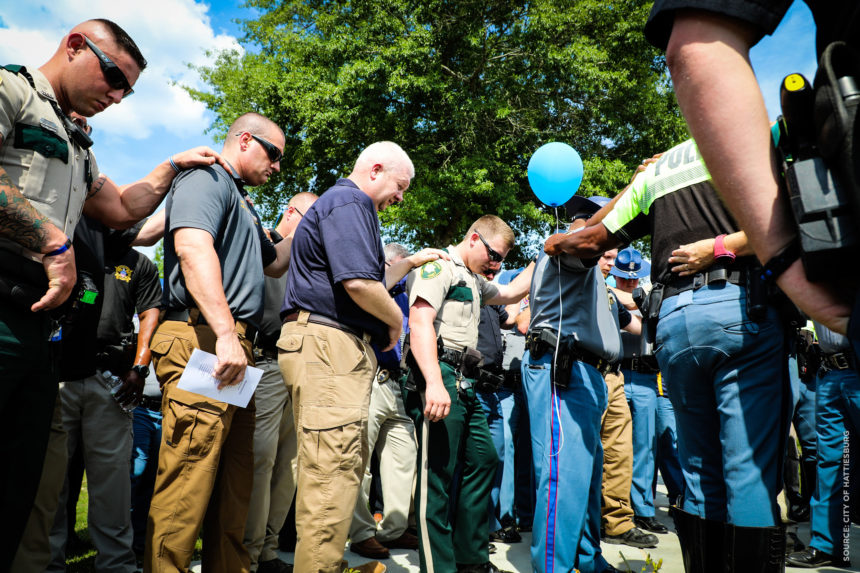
[{"left": 190, "top": 0, "right": 686, "bottom": 265}]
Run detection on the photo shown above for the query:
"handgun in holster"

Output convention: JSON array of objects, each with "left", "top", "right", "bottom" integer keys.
[
  {"left": 551, "top": 335, "right": 575, "bottom": 389},
  {"left": 775, "top": 41, "right": 860, "bottom": 281},
  {"left": 638, "top": 284, "right": 664, "bottom": 345}
]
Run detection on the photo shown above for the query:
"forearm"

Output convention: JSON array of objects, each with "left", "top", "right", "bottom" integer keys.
[
  {"left": 0, "top": 167, "right": 68, "bottom": 253},
  {"left": 343, "top": 278, "right": 403, "bottom": 329},
  {"left": 264, "top": 237, "right": 292, "bottom": 278},
  {"left": 385, "top": 257, "right": 414, "bottom": 287},
  {"left": 116, "top": 161, "right": 177, "bottom": 222},
  {"left": 134, "top": 308, "right": 160, "bottom": 366},
  {"left": 724, "top": 231, "right": 753, "bottom": 257},
  {"left": 623, "top": 313, "right": 642, "bottom": 336},
  {"left": 487, "top": 261, "right": 535, "bottom": 305},
  {"left": 551, "top": 224, "right": 622, "bottom": 258},
  {"left": 667, "top": 13, "right": 795, "bottom": 263}
]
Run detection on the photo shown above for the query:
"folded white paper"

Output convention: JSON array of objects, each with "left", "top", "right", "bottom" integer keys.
[{"left": 176, "top": 348, "right": 261, "bottom": 408}]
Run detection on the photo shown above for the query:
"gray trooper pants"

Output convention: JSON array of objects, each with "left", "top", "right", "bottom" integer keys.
[
  {"left": 349, "top": 372, "right": 417, "bottom": 543},
  {"left": 243, "top": 356, "right": 298, "bottom": 567},
  {"left": 48, "top": 375, "right": 136, "bottom": 573}
]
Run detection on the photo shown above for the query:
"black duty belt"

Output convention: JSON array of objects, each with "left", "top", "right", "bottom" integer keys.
[
  {"left": 376, "top": 366, "right": 403, "bottom": 384},
  {"left": 161, "top": 307, "right": 258, "bottom": 342},
  {"left": 821, "top": 351, "right": 858, "bottom": 372},
  {"left": 620, "top": 356, "right": 660, "bottom": 374},
  {"left": 283, "top": 311, "right": 368, "bottom": 342},
  {"left": 526, "top": 327, "right": 615, "bottom": 377},
  {"left": 663, "top": 267, "right": 747, "bottom": 300},
  {"left": 140, "top": 395, "right": 163, "bottom": 411},
  {"left": 254, "top": 347, "right": 278, "bottom": 361}
]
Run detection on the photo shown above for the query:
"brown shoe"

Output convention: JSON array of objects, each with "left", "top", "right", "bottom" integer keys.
[
  {"left": 380, "top": 531, "right": 419, "bottom": 550},
  {"left": 349, "top": 536, "right": 391, "bottom": 560},
  {"left": 343, "top": 560, "right": 387, "bottom": 573}
]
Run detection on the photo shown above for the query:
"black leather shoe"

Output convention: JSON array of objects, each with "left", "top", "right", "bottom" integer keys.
[
  {"left": 257, "top": 558, "right": 294, "bottom": 573},
  {"left": 457, "top": 562, "right": 513, "bottom": 573},
  {"left": 603, "top": 527, "right": 658, "bottom": 548},
  {"left": 786, "top": 547, "right": 851, "bottom": 569},
  {"left": 634, "top": 515, "right": 668, "bottom": 534},
  {"left": 489, "top": 526, "right": 522, "bottom": 543}
]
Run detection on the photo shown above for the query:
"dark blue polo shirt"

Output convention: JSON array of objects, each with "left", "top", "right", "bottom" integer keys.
[{"left": 282, "top": 178, "right": 387, "bottom": 342}]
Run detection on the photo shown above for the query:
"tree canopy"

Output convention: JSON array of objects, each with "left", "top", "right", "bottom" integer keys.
[{"left": 190, "top": 0, "right": 687, "bottom": 265}]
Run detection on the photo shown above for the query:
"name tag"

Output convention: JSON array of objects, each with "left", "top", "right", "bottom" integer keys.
[{"left": 39, "top": 118, "right": 60, "bottom": 134}]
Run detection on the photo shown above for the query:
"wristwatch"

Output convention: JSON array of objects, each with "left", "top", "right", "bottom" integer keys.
[
  {"left": 131, "top": 364, "right": 150, "bottom": 379},
  {"left": 713, "top": 234, "right": 736, "bottom": 262}
]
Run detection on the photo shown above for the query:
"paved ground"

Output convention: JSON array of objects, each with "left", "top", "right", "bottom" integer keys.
[{"left": 192, "top": 487, "right": 860, "bottom": 572}]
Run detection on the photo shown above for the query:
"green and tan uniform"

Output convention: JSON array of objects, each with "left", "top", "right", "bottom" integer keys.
[
  {"left": 0, "top": 65, "right": 97, "bottom": 570},
  {"left": 404, "top": 246, "right": 501, "bottom": 573}
]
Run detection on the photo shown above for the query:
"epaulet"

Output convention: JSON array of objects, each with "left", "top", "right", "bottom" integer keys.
[{"left": 0, "top": 64, "right": 26, "bottom": 74}]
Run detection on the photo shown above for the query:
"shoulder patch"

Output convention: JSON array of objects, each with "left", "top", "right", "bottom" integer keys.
[{"left": 420, "top": 261, "right": 442, "bottom": 279}]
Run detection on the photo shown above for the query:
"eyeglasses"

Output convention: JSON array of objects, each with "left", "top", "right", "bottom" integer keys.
[
  {"left": 82, "top": 35, "right": 134, "bottom": 98},
  {"left": 292, "top": 206, "right": 304, "bottom": 217},
  {"left": 250, "top": 134, "right": 283, "bottom": 163},
  {"left": 476, "top": 231, "right": 504, "bottom": 263}
]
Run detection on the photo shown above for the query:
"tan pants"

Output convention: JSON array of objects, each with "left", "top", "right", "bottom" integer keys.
[
  {"left": 601, "top": 371, "right": 634, "bottom": 535},
  {"left": 278, "top": 313, "right": 375, "bottom": 573},
  {"left": 145, "top": 319, "right": 255, "bottom": 573},
  {"left": 243, "top": 355, "right": 297, "bottom": 567}
]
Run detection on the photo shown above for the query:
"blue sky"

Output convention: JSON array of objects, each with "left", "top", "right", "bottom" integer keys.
[{"left": 0, "top": 0, "right": 819, "bottom": 251}]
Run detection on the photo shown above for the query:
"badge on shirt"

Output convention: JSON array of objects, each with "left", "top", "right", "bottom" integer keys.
[
  {"left": 421, "top": 261, "right": 442, "bottom": 279},
  {"left": 114, "top": 265, "right": 133, "bottom": 282},
  {"left": 40, "top": 118, "right": 60, "bottom": 134}
]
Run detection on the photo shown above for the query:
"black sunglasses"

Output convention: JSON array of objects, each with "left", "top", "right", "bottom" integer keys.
[
  {"left": 249, "top": 134, "right": 283, "bottom": 163},
  {"left": 82, "top": 35, "right": 134, "bottom": 98},
  {"left": 477, "top": 231, "right": 504, "bottom": 263}
]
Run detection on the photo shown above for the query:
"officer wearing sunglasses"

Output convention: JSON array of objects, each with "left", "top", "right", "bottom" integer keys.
[{"left": 1, "top": 19, "right": 231, "bottom": 571}]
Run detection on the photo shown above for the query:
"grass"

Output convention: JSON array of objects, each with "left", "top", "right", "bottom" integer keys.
[{"left": 65, "top": 475, "right": 203, "bottom": 572}]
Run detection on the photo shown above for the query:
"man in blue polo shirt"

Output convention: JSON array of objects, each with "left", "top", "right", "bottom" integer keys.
[{"left": 278, "top": 141, "right": 444, "bottom": 573}]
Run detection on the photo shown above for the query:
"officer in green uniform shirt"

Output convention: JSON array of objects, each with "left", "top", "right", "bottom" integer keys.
[
  {"left": 0, "top": 19, "right": 227, "bottom": 567},
  {"left": 404, "top": 215, "right": 534, "bottom": 573}
]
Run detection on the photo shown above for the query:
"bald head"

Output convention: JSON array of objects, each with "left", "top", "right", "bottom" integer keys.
[
  {"left": 276, "top": 192, "right": 319, "bottom": 237},
  {"left": 348, "top": 141, "right": 414, "bottom": 211},
  {"left": 226, "top": 113, "right": 285, "bottom": 145},
  {"left": 40, "top": 19, "right": 146, "bottom": 115}
]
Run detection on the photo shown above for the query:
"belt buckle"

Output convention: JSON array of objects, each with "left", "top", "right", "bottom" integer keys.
[
  {"left": 833, "top": 353, "right": 850, "bottom": 370},
  {"left": 631, "top": 357, "right": 640, "bottom": 372},
  {"left": 692, "top": 273, "right": 705, "bottom": 290}
]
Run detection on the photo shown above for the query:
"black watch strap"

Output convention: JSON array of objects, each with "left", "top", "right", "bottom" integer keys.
[
  {"left": 760, "top": 238, "right": 801, "bottom": 284},
  {"left": 131, "top": 364, "right": 150, "bottom": 378}
]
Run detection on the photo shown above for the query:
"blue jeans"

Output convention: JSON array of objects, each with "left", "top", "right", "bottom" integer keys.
[
  {"left": 654, "top": 282, "right": 790, "bottom": 526},
  {"left": 809, "top": 368, "right": 860, "bottom": 555},
  {"left": 130, "top": 404, "right": 162, "bottom": 554},
  {"left": 654, "top": 394, "right": 684, "bottom": 501},
  {"left": 523, "top": 350, "right": 609, "bottom": 573},
  {"left": 622, "top": 369, "right": 657, "bottom": 517},
  {"left": 477, "top": 386, "right": 526, "bottom": 531},
  {"left": 794, "top": 375, "right": 818, "bottom": 466}
]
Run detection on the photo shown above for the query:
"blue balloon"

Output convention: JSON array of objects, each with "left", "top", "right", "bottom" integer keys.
[{"left": 527, "top": 142, "right": 584, "bottom": 207}]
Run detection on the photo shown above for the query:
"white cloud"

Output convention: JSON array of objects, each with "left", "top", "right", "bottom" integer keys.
[{"left": 0, "top": 0, "right": 241, "bottom": 139}]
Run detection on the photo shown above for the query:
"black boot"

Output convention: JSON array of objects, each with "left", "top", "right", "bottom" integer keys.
[
  {"left": 670, "top": 507, "right": 724, "bottom": 573},
  {"left": 724, "top": 522, "right": 786, "bottom": 573}
]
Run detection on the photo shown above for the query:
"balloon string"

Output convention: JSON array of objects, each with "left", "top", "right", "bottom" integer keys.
[{"left": 550, "top": 205, "right": 565, "bottom": 456}]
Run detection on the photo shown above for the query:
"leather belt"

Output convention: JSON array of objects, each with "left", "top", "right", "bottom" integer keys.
[
  {"left": 283, "top": 311, "right": 369, "bottom": 342},
  {"left": 620, "top": 356, "right": 660, "bottom": 374},
  {"left": 526, "top": 327, "right": 615, "bottom": 376},
  {"left": 161, "top": 307, "right": 257, "bottom": 342},
  {"left": 663, "top": 267, "right": 747, "bottom": 300},
  {"left": 821, "top": 351, "right": 858, "bottom": 372},
  {"left": 254, "top": 347, "right": 278, "bottom": 361}
]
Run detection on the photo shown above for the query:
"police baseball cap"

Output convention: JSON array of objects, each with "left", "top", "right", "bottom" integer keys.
[
  {"left": 564, "top": 195, "right": 610, "bottom": 220},
  {"left": 609, "top": 247, "right": 650, "bottom": 280}
]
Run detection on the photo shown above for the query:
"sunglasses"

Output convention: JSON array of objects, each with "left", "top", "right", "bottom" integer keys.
[
  {"left": 477, "top": 231, "right": 504, "bottom": 263},
  {"left": 249, "top": 134, "right": 283, "bottom": 163},
  {"left": 82, "top": 35, "right": 134, "bottom": 98}
]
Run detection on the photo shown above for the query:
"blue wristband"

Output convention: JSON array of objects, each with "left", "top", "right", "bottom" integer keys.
[
  {"left": 169, "top": 156, "right": 181, "bottom": 173},
  {"left": 45, "top": 237, "right": 72, "bottom": 257}
]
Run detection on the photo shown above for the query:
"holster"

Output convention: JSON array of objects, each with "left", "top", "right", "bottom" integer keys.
[
  {"left": 552, "top": 336, "right": 575, "bottom": 389},
  {"left": 0, "top": 250, "right": 47, "bottom": 310},
  {"left": 642, "top": 283, "right": 664, "bottom": 344}
]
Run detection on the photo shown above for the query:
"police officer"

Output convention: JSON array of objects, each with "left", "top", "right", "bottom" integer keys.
[
  {"left": 787, "top": 322, "right": 857, "bottom": 569},
  {"left": 0, "top": 19, "right": 224, "bottom": 566},
  {"left": 611, "top": 248, "right": 667, "bottom": 534},
  {"left": 546, "top": 138, "right": 791, "bottom": 571},
  {"left": 525, "top": 197, "right": 640, "bottom": 573},
  {"left": 404, "top": 215, "right": 533, "bottom": 573}
]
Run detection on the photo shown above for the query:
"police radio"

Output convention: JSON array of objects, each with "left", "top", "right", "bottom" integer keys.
[{"left": 774, "top": 41, "right": 860, "bottom": 280}]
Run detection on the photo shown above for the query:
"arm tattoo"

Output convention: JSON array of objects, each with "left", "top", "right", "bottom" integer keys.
[
  {"left": 0, "top": 169, "right": 51, "bottom": 251},
  {"left": 87, "top": 175, "right": 107, "bottom": 199}
]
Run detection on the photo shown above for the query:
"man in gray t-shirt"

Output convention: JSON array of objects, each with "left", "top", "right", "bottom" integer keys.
[{"left": 146, "top": 112, "right": 291, "bottom": 573}]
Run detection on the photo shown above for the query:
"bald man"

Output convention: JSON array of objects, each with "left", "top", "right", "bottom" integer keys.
[
  {"left": 0, "top": 18, "right": 225, "bottom": 568},
  {"left": 279, "top": 141, "right": 445, "bottom": 572},
  {"left": 244, "top": 191, "right": 318, "bottom": 573},
  {"left": 146, "top": 112, "right": 289, "bottom": 573}
]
